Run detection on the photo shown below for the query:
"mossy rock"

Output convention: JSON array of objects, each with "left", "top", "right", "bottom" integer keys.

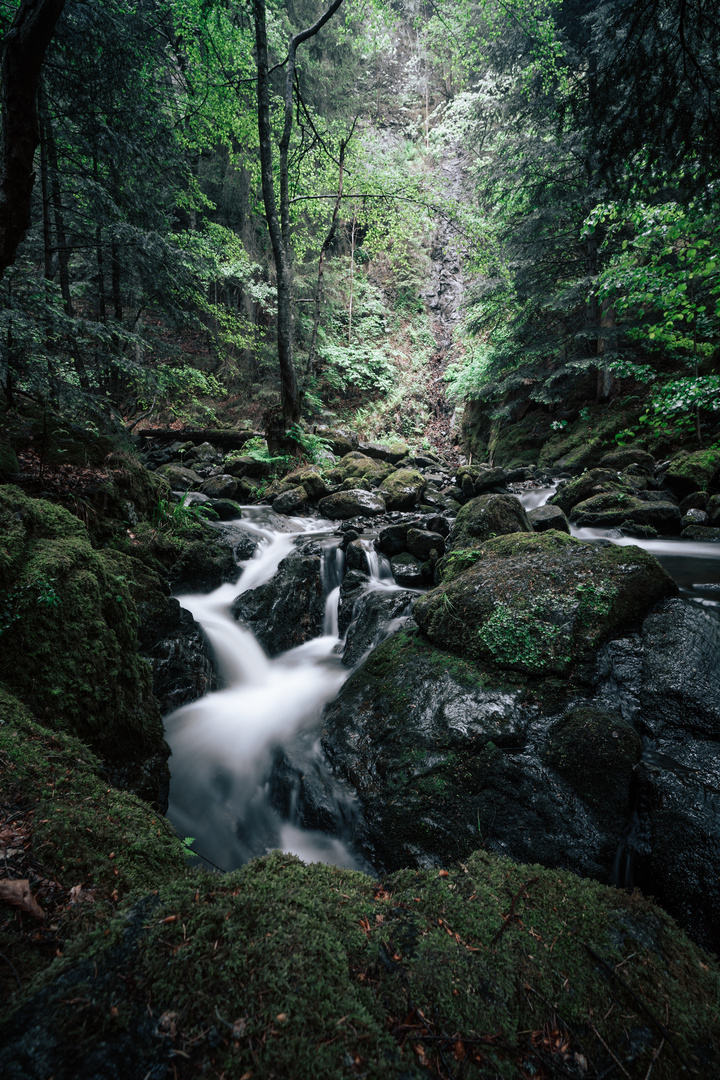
[
  {"left": 0, "top": 438, "right": 20, "bottom": 482},
  {"left": 327, "top": 451, "right": 395, "bottom": 486},
  {"left": 28, "top": 413, "right": 116, "bottom": 467},
  {"left": 3, "top": 845, "right": 718, "bottom": 1080},
  {"left": 447, "top": 493, "right": 531, "bottom": 551},
  {"left": 0, "top": 686, "right": 187, "bottom": 1015},
  {"left": 545, "top": 705, "right": 641, "bottom": 818},
  {"left": 665, "top": 448, "right": 720, "bottom": 497},
  {"left": 598, "top": 448, "right": 656, "bottom": 472},
  {"left": 539, "top": 409, "right": 639, "bottom": 470},
  {"left": 550, "top": 468, "right": 634, "bottom": 515},
  {"left": 570, "top": 491, "right": 681, "bottom": 532},
  {"left": 379, "top": 468, "right": 426, "bottom": 510},
  {"left": 280, "top": 465, "right": 328, "bottom": 501},
  {"left": 0, "top": 487, "right": 169, "bottom": 803},
  {"left": 414, "top": 531, "right": 677, "bottom": 675}
]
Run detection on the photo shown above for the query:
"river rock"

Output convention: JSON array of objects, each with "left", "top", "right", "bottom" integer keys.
[
  {"left": 273, "top": 485, "right": 307, "bottom": 515},
  {"left": 337, "top": 569, "right": 371, "bottom": 636},
  {"left": 225, "top": 454, "right": 273, "bottom": 479},
  {"left": 281, "top": 466, "right": 328, "bottom": 501},
  {"left": 342, "top": 588, "right": 416, "bottom": 667},
  {"left": 446, "top": 492, "right": 531, "bottom": 551},
  {"left": 390, "top": 552, "right": 425, "bottom": 587},
  {"left": 328, "top": 451, "right": 394, "bottom": 486},
  {"left": 455, "top": 464, "right": 508, "bottom": 497},
  {"left": 569, "top": 492, "right": 681, "bottom": 533},
  {"left": 550, "top": 469, "right": 633, "bottom": 515},
  {"left": 679, "top": 491, "right": 709, "bottom": 514},
  {"left": 207, "top": 498, "right": 243, "bottom": 520},
  {"left": 707, "top": 493, "right": 720, "bottom": 524},
  {"left": 664, "top": 448, "right": 720, "bottom": 497},
  {"left": 136, "top": 587, "right": 218, "bottom": 715},
  {"left": 199, "top": 473, "right": 238, "bottom": 499},
  {"left": 406, "top": 527, "right": 445, "bottom": 560},
  {"left": 168, "top": 536, "right": 239, "bottom": 594},
  {"left": 345, "top": 538, "right": 371, "bottom": 573},
  {"left": 681, "top": 508, "right": 709, "bottom": 528},
  {"left": 379, "top": 468, "right": 426, "bottom": 510},
  {"left": 414, "top": 531, "right": 677, "bottom": 676},
  {"left": 231, "top": 550, "right": 325, "bottom": 656},
  {"left": 155, "top": 463, "right": 204, "bottom": 490},
  {"left": 681, "top": 525, "right": 720, "bottom": 541},
  {"left": 598, "top": 448, "right": 656, "bottom": 472},
  {"left": 318, "top": 489, "right": 386, "bottom": 520},
  {"left": 376, "top": 523, "right": 411, "bottom": 557},
  {"left": 527, "top": 503, "right": 570, "bottom": 532}
]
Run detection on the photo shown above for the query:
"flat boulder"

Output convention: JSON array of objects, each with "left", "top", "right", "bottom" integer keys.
[
  {"left": 447, "top": 492, "right": 531, "bottom": 551},
  {"left": 664, "top": 449, "right": 720, "bottom": 497},
  {"left": 156, "top": 463, "right": 203, "bottom": 490},
  {"left": 199, "top": 474, "right": 238, "bottom": 499},
  {"left": 570, "top": 491, "right": 681, "bottom": 533},
  {"left": 379, "top": 468, "right": 426, "bottom": 510},
  {"left": 390, "top": 552, "right": 425, "bottom": 587},
  {"left": 406, "top": 527, "right": 445, "bottom": 559},
  {"left": 414, "top": 530, "right": 676, "bottom": 675},
  {"left": 318, "top": 489, "right": 386, "bottom": 520},
  {"left": 598, "top": 448, "right": 656, "bottom": 472},
  {"left": 456, "top": 464, "right": 508, "bottom": 498},
  {"left": 328, "top": 451, "right": 394, "bottom": 486}
]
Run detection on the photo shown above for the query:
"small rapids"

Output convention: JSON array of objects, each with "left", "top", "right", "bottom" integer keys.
[{"left": 165, "top": 511, "right": 361, "bottom": 872}]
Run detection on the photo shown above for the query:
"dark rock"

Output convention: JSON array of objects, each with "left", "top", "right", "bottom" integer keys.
[
  {"left": 337, "top": 569, "right": 370, "bottom": 636},
  {"left": 619, "top": 521, "right": 658, "bottom": 539},
  {"left": 376, "top": 523, "right": 411, "bottom": 557},
  {"left": 199, "top": 474, "right": 239, "bottom": 499},
  {"left": 390, "top": 552, "right": 425, "bottom": 587},
  {"left": 455, "top": 465, "right": 508, "bottom": 496},
  {"left": 225, "top": 454, "right": 273, "bottom": 479},
  {"left": 447, "top": 493, "right": 531, "bottom": 551},
  {"left": 342, "top": 588, "right": 416, "bottom": 667},
  {"left": 423, "top": 514, "right": 451, "bottom": 537},
  {"left": 231, "top": 551, "right": 324, "bottom": 656},
  {"left": 207, "top": 498, "right": 243, "bottom": 521},
  {"left": 357, "top": 440, "right": 409, "bottom": 464},
  {"left": 281, "top": 466, "right": 328, "bottom": 500},
  {"left": 320, "top": 429, "right": 358, "bottom": 457},
  {"left": 268, "top": 740, "right": 362, "bottom": 835},
  {"left": 318, "top": 489, "right": 386, "bottom": 520},
  {"left": 406, "top": 527, "right": 445, "bottom": 560},
  {"left": 681, "top": 508, "right": 709, "bottom": 528},
  {"left": 414, "top": 531, "right": 677, "bottom": 676},
  {"left": 213, "top": 522, "right": 260, "bottom": 563},
  {"left": 707, "top": 493, "right": 720, "bottom": 524},
  {"left": 679, "top": 491, "right": 709, "bottom": 514},
  {"left": 598, "top": 449, "right": 656, "bottom": 471},
  {"left": 379, "top": 468, "right": 426, "bottom": 510},
  {"left": 681, "top": 525, "right": 720, "bottom": 541},
  {"left": 527, "top": 504, "right": 570, "bottom": 533},
  {"left": 273, "top": 485, "right": 307, "bottom": 515},
  {"left": 168, "top": 537, "right": 238, "bottom": 594},
  {"left": 137, "top": 593, "right": 218, "bottom": 715},
  {"left": 345, "top": 538, "right": 371, "bottom": 573}
]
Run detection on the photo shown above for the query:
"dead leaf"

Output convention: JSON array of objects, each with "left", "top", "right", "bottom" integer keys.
[
  {"left": 0, "top": 879, "right": 44, "bottom": 918},
  {"left": 69, "top": 884, "right": 95, "bottom": 905},
  {"left": 232, "top": 1017, "right": 247, "bottom": 1038}
]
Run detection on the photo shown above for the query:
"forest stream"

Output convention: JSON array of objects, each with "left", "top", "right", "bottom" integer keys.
[{"left": 165, "top": 492, "right": 720, "bottom": 885}]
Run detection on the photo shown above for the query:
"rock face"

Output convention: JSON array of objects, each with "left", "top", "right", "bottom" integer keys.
[
  {"left": 447, "top": 492, "right": 531, "bottom": 550},
  {"left": 323, "top": 595, "right": 720, "bottom": 954},
  {"left": 414, "top": 531, "right": 676, "bottom": 675},
  {"left": 231, "top": 549, "right": 325, "bottom": 656},
  {"left": 318, "top": 489, "right": 386, "bottom": 520}
]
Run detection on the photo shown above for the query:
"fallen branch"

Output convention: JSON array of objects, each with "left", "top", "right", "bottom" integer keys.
[{"left": 490, "top": 876, "right": 538, "bottom": 947}]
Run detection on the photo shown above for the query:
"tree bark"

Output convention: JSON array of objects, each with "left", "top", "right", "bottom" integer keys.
[{"left": 0, "top": 0, "right": 66, "bottom": 279}]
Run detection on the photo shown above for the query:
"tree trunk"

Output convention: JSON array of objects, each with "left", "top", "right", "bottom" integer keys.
[
  {"left": 0, "top": 0, "right": 66, "bottom": 279},
  {"left": 253, "top": 0, "right": 344, "bottom": 434}
]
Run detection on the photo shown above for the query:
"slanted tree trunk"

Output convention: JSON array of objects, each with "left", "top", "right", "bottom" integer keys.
[
  {"left": 0, "top": 0, "right": 66, "bottom": 280},
  {"left": 253, "top": 0, "right": 344, "bottom": 443}
]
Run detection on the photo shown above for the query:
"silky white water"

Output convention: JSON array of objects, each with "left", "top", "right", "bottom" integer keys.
[{"left": 165, "top": 510, "right": 359, "bottom": 872}]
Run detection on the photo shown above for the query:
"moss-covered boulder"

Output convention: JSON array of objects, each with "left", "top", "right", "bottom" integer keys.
[
  {"left": 199, "top": 474, "right": 238, "bottom": 499},
  {"left": 414, "top": 531, "right": 676, "bottom": 675},
  {"left": 328, "top": 451, "right": 395, "bottom": 486},
  {"left": 455, "top": 464, "right": 508, "bottom": 499},
  {"left": 0, "top": 487, "right": 169, "bottom": 804},
  {"left": 664, "top": 448, "right": 720, "bottom": 496},
  {"left": 527, "top": 502, "right": 570, "bottom": 532},
  {"left": 550, "top": 468, "right": 634, "bottom": 515},
  {"left": 447, "top": 492, "right": 531, "bottom": 551},
  {"left": 155, "top": 463, "right": 204, "bottom": 490},
  {"left": 570, "top": 491, "right": 682, "bottom": 533},
  {"left": 378, "top": 468, "right": 426, "bottom": 510},
  {"left": 272, "top": 485, "right": 307, "bottom": 515},
  {"left": 598, "top": 448, "right": 656, "bottom": 471},
  {"left": 280, "top": 465, "right": 328, "bottom": 501},
  {"left": 3, "top": 846, "right": 719, "bottom": 1080}
]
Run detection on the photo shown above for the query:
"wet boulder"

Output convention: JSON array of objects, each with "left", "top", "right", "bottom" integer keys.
[
  {"left": 337, "top": 568, "right": 371, "bottom": 636},
  {"left": 414, "top": 531, "right": 677, "bottom": 676},
  {"left": 199, "top": 474, "right": 238, "bottom": 499},
  {"left": 455, "top": 464, "right": 508, "bottom": 498},
  {"left": 345, "top": 538, "right": 371, "bottom": 573},
  {"left": 664, "top": 449, "right": 720, "bottom": 497},
  {"left": 376, "top": 523, "right": 412, "bottom": 557},
  {"left": 406, "top": 527, "right": 445, "bottom": 560},
  {"left": 342, "top": 588, "right": 415, "bottom": 667},
  {"left": 569, "top": 491, "right": 682, "bottom": 533},
  {"left": 281, "top": 466, "right": 328, "bottom": 501},
  {"left": 317, "top": 489, "right": 386, "bottom": 520},
  {"left": 379, "top": 468, "right": 426, "bottom": 510},
  {"left": 447, "top": 492, "right": 531, "bottom": 551},
  {"left": 390, "top": 552, "right": 425, "bottom": 587},
  {"left": 207, "top": 498, "right": 243, "bottom": 521},
  {"left": 168, "top": 536, "right": 238, "bottom": 594},
  {"left": 527, "top": 504, "right": 570, "bottom": 533},
  {"left": 231, "top": 551, "right": 325, "bottom": 656}
]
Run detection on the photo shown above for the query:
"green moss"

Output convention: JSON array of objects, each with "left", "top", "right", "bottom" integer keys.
[
  {"left": 545, "top": 705, "right": 641, "bottom": 809},
  {"left": 0, "top": 487, "right": 167, "bottom": 801},
  {"left": 4, "top": 850, "right": 718, "bottom": 1079},
  {"left": 449, "top": 494, "right": 531, "bottom": 551}
]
